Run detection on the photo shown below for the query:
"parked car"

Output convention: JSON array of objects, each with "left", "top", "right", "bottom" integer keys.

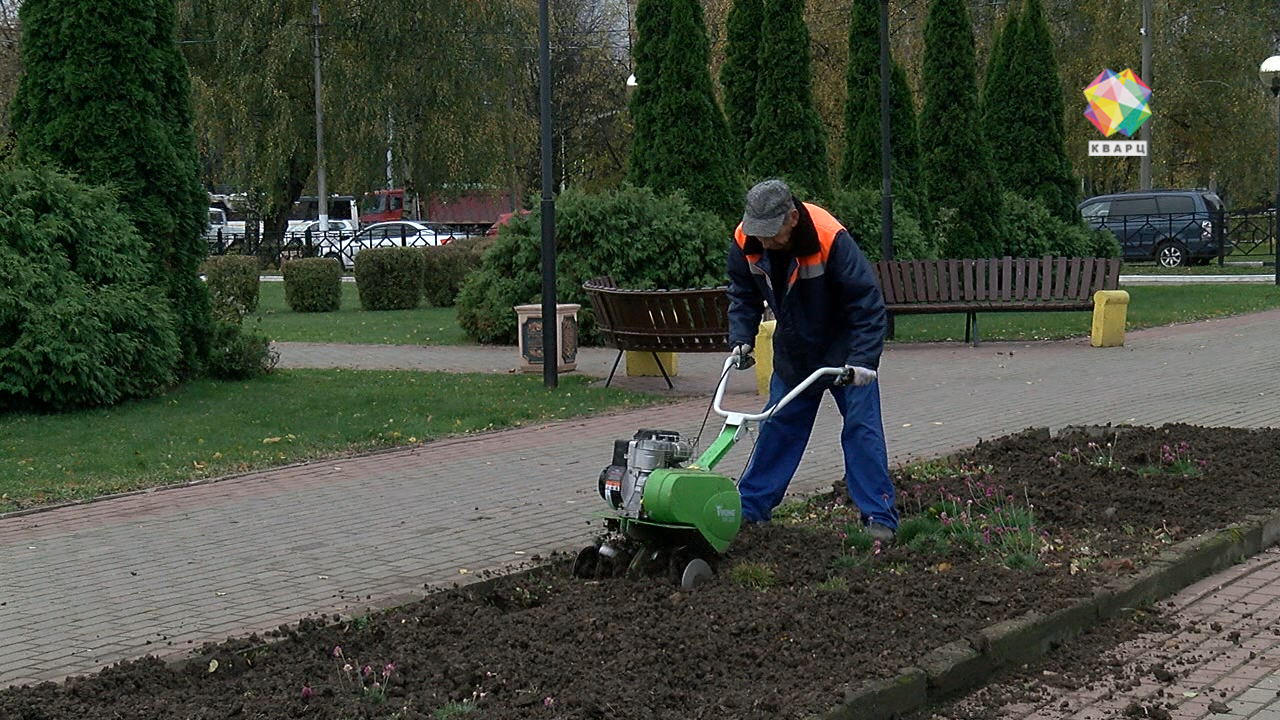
[
  {"left": 318, "top": 220, "right": 456, "bottom": 269},
  {"left": 1077, "top": 189, "right": 1225, "bottom": 267}
]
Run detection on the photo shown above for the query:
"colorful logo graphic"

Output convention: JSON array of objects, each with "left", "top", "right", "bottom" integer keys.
[{"left": 1083, "top": 69, "right": 1152, "bottom": 138}]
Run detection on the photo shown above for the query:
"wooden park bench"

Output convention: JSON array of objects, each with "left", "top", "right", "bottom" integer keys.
[
  {"left": 582, "top": 277, "right": 732, "bottom": 388},
  {"left": 872, "top": 256, "right": 1122, "bottom": 345}
]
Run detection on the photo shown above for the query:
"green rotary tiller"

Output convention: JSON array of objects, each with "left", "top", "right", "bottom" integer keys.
[{"left": 573, "top": 356, "right": 847, "bottom": 590}]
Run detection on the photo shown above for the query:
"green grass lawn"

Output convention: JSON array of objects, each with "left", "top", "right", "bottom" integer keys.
[
  {"left": 0, "top": 369, "right": 659, "bottom": 513},
  {"left": 1121, "top": 260, "right": 1277, "bottom": 274},
  {"left": 253, "top": 279, "right": 1280, "bottom": 346},
  {"left": 888, "top": 284, "right": 1280, "bottom": 343},
  {"left": 253, "top": 282, "right": 471, "bottom": 345}
]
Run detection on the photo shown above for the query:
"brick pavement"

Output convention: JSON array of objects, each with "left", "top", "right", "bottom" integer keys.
[
  {"left": 3, "top": 308, "right": 1280, "bottom": 709},
  {"left": 932, "top": 547, "right": 1280, "bottom": 720}
]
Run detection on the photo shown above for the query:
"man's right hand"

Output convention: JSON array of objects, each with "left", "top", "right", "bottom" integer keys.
[{"left": 730, "top": 343, "right": 755, "bottom": 370}]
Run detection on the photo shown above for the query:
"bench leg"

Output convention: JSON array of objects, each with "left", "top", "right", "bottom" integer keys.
[
  {"left": 605, "top": 350, "right": 624, "bottom": 388},
  {"left": 965, "top": 312, "right": 980, "bottom": 346},
  {"left": 651, "top": 352, "right": 674, "bottom": 390}
]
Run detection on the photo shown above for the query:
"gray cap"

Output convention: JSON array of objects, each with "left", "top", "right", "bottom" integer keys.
[{"left": 741, "top": 179, "right": 794, "bottom": 237}]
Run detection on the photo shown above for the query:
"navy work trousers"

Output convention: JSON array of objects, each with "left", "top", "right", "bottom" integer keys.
[{"left": 737, "top": 373, "right": 898, "bottom": 528}]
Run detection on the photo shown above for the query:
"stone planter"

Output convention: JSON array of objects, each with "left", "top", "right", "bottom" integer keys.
[{"left": 513, "top": 303, "right": 580, "bottom": 373}]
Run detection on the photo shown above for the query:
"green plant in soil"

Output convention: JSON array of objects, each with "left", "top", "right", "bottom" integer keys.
[
  {"left": 727, "top": 561, "right": 777, "bottom": 590},
  {"left": 1137, "top": 441, "right": 1206, "bottom": 477},
  {"left": 861, "top": 461, "right": 1049, "bottom": 568},
  {"left": 433, "top": 701, "right": 478, "bottom": 718},
  {"left": 815, "top": 576, "right": 849, "bottom": 592},
  {"left": 1049, "top": 438, "right": 1121, "bottom": 470}
]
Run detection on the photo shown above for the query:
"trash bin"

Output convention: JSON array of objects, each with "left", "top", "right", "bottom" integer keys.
[{"left": 514, "top": 303, "right": 580, "bottom": 373}]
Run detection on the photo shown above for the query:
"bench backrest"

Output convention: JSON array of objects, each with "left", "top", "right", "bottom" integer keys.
[
  {"left": 583, "top": 277, "right": 732, "bottom": 353},
  {"left": 873, "top": 257, "right": 1121, "bottom": 305}
]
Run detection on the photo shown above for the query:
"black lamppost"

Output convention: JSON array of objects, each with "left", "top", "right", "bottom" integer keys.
[
  {"left": 538, "top": 0, "right": 557, "bottom": 387},
  {"left": 878, "top": 0, "right": 894, "bottom": 336},
  {"left": 1263, "top": 57, "right": 1280, "bottom": 286}
]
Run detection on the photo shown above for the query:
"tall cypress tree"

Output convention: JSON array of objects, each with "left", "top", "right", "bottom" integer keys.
[
  {"left": 719, "top": 0, "right": 764, "bottom": 161},
  {"left": 11, "top": 0, "right": 211, "bottom": 375},
  {"left": 839, "top": 0, "right": 925, "bottom": 220},
  {"left": 747, "top": 0, "right": 829, "bottom": 197},
  {"left": 980, "top": 2, "right": 1020, "bottom": 171},
  {"left": 1005, "top": 0, "right": 1076, "bottom": 221},
  {"left": 919, "top": 0, "right": 1003, "bottom": 258},
  {"left": 627, "top": 0, "right": 673, "bottom": 188},
  {"left": 628, "top": 0, "right": 740, "bottom": 223}
]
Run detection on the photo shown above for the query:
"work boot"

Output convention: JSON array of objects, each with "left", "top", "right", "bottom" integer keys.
[{"left": 867, "top": 522, "right": 895, "bottom": 546}]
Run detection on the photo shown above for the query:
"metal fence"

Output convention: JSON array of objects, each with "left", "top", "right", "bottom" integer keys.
[
  {"left": 205, "top": 226, "right": 489, "bottom": 269},
  {"left": 1224, "top": 213, "right": 1277, "bottom": 257}
]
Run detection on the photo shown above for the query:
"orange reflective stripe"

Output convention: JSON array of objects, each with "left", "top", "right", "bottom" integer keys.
[
  {"left": 733, "top": 222, "right": 762, "bottom": 265},
  {"left": 790, "top": 203, "right": 841, "bottom": 285}
]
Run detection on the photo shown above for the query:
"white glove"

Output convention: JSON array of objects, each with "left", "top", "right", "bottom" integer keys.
[
  {"left": 835, "top": 365, "right": 877, "bottom": 387},
  {"left": 730, "top": 343, "right": 755, "bottom": 370}
]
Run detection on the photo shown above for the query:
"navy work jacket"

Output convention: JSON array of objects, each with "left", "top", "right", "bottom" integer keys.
[{"left": 727, "top": 201, "right": 887, "bottom": 388}]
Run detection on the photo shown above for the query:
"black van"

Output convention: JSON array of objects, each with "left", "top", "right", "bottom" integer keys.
[{"left": 1077, "top": 190, "right": 1225, "bottom": 267}]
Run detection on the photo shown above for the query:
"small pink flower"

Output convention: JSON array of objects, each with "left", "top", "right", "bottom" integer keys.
[
  {"left": 331, "top": 645, "right": 343, "bottom": 659},
  {"left": 301, "top": 685, "right": 313, "bottom": 702},
  {"left": 383, "top": 662, "right": 395, "bottom": 678},
  {"left": 361, "top": 664, "right": 373, "bottom": 678},
  {"left": 872, "top": 540, "right": 882, "bottom": 556},
  {"left": 544, "top": 697, "right": 556, "bottom": 708}
]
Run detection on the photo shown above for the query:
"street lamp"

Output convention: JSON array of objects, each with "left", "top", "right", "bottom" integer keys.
[
  {"left": 878, "top": 0, "right": 894, "bottom": 337},
  {"left": 1261, "top": 56, "right": 1280, "bottom": 286}
]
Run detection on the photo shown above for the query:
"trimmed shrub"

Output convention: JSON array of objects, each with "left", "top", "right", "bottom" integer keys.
[
  {"left": 421, "top": 237, "right": 491, "bottom": 308},
  {"left": 826, "top": 188, "right": 937, "bottom": 262},
  {"left": 203, "top": 255, "right": 260, "bottom": 318},
  {"left": 1000, "top": 191, "right": 1095, "bottom": 258},
  {"left": 355, "top": 247, "right": 424, "bottom": 311},
  {"left": 206, "top": 317, "right": 277, "bottom": 380},
  {"left": 0, "top": 162, "right": 180, "bottom": 411},
  {"left": 283, "top": 258, "right": 341, "bottom": 312},
  {"left": 456, "top": 183, "right": 726, "bottom": 345},
  {"left": 1089, "top": 227, "right": 1122, "bottom": 258}
]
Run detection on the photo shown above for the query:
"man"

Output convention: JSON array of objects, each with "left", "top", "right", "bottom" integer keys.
[{"left": 726, "top": 178, "right": 898, "bottom": 543}]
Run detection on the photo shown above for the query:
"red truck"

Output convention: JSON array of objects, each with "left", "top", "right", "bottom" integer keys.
[{"left": 362, "top": 188, "right": 515, "bottom": 235}]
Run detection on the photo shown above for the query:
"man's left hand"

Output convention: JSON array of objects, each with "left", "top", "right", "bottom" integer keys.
[{"left": 835, "top": 365, "right": 877, "bottom": 387}]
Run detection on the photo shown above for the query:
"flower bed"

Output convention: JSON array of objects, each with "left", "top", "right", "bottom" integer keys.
[{"left": 3, "top": 424, "right": 1277, "bottom": 720}]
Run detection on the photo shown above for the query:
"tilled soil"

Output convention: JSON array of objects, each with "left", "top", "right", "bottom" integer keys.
[{"left": 3, "top": 424, "right": 1278, "bottom": 720}]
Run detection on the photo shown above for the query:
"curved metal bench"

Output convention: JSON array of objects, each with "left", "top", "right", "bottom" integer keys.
[{"left": 582, "top": 277, "right": 732, "bottom": 388}]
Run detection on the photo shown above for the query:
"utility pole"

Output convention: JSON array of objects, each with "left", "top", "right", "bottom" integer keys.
[
  {"left": 879, "top": 0, "right": 895, "bottom": 338},
  {"left": 538, "top": 0, "right": 557, "bottom": 389},
  {"left": 312, "top": 0, "right": 329, "bottom": 231},
  {"left": 1139, "top": 0, "right": 1152, "bottom": 190}
]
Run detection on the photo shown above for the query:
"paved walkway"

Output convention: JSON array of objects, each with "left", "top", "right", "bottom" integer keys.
[{"left": 3, "top": 310, "right": 1280, "bottom": 719}]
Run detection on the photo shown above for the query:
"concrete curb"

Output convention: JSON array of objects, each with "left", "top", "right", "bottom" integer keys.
[{"left": 819, "top": 509, "right": 1280, "bottom": 720}]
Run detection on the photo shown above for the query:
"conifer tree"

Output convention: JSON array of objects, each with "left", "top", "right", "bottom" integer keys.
[
  {"left": 748, "top": 0, "right": 829, "bottom": 197},
  {"left": 980, "top": 2, "right": 1019, "bottom": 171},
  {"left": 626, "top": 0, "right": 673, "bottom": 188},
  {"left": 1004, "top": 0, "right": 1076, "bottom": 221},
  {"left": 11, "top": 0, "right": 211, "bottom": 374},
  {"left": 719, "top": 0, "right": 764, "bottom": 161},
  {"left": 839, "top": 0, "right": 925, "bottom": 221},
  {"left": 628, "top": 0, "right": 740, "bottom": 222},
  {"left": 919, "top": 0, "right": 1003, "bottom": 258}
]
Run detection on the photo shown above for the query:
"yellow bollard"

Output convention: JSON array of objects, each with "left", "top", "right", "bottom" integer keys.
[
  {"left": 625, "top": 351, "right": 677, "bottom": 377},
  {"left": 1090, "top": 290, "right": 1130, "bottom": 347},
  {"left": 752, "top": 320, "right": 777, "bottom": 396}
]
